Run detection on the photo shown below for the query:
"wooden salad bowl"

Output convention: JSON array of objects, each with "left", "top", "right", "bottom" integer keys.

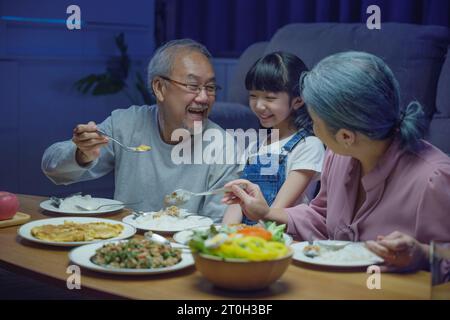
[{"left": 192, "top": 248, "right": 293, "bottom": 291}]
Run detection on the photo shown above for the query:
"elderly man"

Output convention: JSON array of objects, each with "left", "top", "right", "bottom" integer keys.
[{"left": 41, "top": 39, "right": 240, "bottom": 222}]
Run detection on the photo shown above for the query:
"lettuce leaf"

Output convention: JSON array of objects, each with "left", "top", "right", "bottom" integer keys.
[{"left": 264, "top": 221, "right": 286, "bottom": 242}]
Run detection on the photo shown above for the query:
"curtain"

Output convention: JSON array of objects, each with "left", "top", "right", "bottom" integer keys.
[{"left": 158, "top": 0, "right": 450, "bottom": 57}]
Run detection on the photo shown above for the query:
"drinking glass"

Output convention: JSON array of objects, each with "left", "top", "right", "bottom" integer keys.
[{"left": 430, "top": 241, "right": 450, "bottom": 300}]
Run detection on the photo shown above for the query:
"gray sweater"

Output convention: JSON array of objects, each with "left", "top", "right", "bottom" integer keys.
[{"left": 41, "top": 105, "right": 241, "bottom": 222}]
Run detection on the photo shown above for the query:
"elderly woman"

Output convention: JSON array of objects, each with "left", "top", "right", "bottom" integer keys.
[{"left": 223, "top": 51, "right": 450, "bottom": 272}]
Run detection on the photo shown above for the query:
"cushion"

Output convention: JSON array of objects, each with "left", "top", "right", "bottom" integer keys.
[
  {"left": 210, "top": 102, "right": 260, "bottom": 130},
  {"left": 426, "top": 118, "right": 450, "bottom": 155},
  {"left": 435, "top": 45, "right": 450, "bottom": 118},
  {"left": 264, "top": 23, "right": 450, "bottom": 118},
  {"left": 227, "top": 41, "right": 268, "bottom": 105}
]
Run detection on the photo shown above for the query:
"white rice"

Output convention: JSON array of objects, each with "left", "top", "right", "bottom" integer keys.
[
  {"left": 316, "top": 244, "right": 381, "bottom": 263},
  {"left": 136, "top": 212, "right": 203, "bottom": 230}
]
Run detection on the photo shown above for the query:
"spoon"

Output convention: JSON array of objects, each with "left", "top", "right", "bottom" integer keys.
[
  {"left": 131, "top": 211, "right": 150, "bottom": 220},
  {"left": 74, "top": 201, "right": 141, "bottom": 211},
  {"left": 144, "top": 231, "right": 191, "bottom": 251},
  {"left": 316, "top": 240, "right": 351, "bottom": 251},
  {"left": 144, "top": 231, "right": 170, "bottom": 245},
  {"left": 96, "top": 129, "right": 151, "bottom": 153},
  {"left": 164, "top": 184, "right": 246, "bottom": 207}
]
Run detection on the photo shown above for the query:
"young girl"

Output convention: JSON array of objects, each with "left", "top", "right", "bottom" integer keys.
[{"left": 222, "top": 52, "right": 325, "bottom": 225}]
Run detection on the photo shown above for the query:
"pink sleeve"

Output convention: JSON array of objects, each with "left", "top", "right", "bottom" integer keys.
[
  {"left": 416, "top": 165, "right": 450, "bottom": 244},
  {"left": 285, "top": 150, "right": 333, "bottom": 241}
]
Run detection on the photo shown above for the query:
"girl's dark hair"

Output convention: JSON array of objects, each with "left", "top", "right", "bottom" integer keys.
[{"left": 245, "top": 52, "right": 312, "bottom": 131}]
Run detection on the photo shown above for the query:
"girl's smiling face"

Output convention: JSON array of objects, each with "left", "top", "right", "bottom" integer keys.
[{"left": 249, "top": 90, "right": 295, "bottom": 130}]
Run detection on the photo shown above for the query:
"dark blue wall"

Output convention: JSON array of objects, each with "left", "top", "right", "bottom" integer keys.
[{"left": 0, "top": 0, "right": 155, "bottom": 197}]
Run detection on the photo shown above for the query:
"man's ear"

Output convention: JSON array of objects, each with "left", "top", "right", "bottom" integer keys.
[
  {"left": 335, "top": 128, "right": 356, "bottom": 148},
  {"left": 152, "top": 77, "right": 165, "bottom": 102},
  {"left": 291, "top": 97, "right": 305, "bottom": 110}
]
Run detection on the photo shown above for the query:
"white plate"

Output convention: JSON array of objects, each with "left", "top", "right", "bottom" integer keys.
[
  {"left": 173, "top": 226, "right": 294, "bottom": 246},
  {"left": 122, "top": 212, "right": 213, "bottom": 233},
  {"left": 69, "top": 240, "right": 194, "bottom": 275},
  {"left": 18, "top": 217, "right": 136, "bottom": 247},
  {"left": 40, "top": 198, "right": 125, "bottom": 215},
  {"left": 291, "top": 241, "right": 384, "bottom": 267}
]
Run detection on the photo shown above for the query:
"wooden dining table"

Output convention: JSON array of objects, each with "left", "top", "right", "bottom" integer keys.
[{"left": 0, "top": 194, "right": 432, "bottom": 300}]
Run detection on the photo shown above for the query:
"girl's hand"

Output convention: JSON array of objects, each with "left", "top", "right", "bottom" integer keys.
[
  {"left": 222, "top": 179, "right": 270, "bottom": 221},
  {"left": 366, "top": 231, "right": 428, "bottom": 272}
]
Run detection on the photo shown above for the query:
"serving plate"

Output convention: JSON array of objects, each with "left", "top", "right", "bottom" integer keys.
[
  {"left": 122, "top": 212, "right": 213, "bottom": 234},
  {"left": 291, "top": 241, "right": 384, "bottom": 267},
  {"left": 18, "top": 217, "right": 136, "bottom": 247},
  {"left": 69, "top": 240, "right": 194, "bottom": 275},
  {"left": 40, "top": 198, "right": 124, "bottom": 215}
]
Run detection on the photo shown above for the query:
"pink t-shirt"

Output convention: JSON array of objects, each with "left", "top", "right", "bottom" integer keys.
[{"left": 286, "top": 139, "right": 450, "bottom": 243}]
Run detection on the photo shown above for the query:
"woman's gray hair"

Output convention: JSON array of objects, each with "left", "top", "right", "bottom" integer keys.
[
  {"left": 147, "top": 39, "right": 212, "bottom": 95},
  {"left": 302, "top": 51, "right": 427, "bottom": 152}
]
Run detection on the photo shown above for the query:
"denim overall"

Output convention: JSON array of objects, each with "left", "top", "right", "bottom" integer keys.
[{"left": 241, "top": 129, "right": 311, "bottom": 225}]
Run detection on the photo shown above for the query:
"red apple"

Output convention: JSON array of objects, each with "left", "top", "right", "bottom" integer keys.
[{"left": 0, "top": 192, "right": 20, "bottom": 220}]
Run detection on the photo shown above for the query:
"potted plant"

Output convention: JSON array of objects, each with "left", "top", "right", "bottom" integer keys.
[{"left": 75, "top": 33, "right": 154, "bottom": 106}]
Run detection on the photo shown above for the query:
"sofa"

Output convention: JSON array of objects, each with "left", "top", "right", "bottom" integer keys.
[{"left": 210, "top": 23, "right": 450, "bottom": 155}]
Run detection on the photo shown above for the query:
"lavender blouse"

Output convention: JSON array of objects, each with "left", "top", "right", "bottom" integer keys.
[{"left": 286, "top": 139, "right": 450, "bottom": 244}]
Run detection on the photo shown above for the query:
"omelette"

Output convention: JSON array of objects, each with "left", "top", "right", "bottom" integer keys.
[{"left": 31, "top": 221, "right": 124, "bottom": 242}]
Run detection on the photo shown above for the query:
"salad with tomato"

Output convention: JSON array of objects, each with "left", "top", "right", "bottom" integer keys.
[{"left": 188, "top": 222, "right": 290, "bottom": 261}]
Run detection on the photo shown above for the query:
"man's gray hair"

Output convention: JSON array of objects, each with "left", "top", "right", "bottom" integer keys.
[{"left": 147, "top": 39, "right": 212, "bottom": 95}]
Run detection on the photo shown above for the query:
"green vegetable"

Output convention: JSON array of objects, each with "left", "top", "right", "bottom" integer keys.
[
  {"left": 162, "top": 252, "right": 170, "bottom": 259},
  {"left": 188, "top": 223, "right": 288, "bottom": 258},
  {"left": 264, "top": 221, "right": 286, "bottom": 242},
  {"left": 188, "top": 225, "right": 220, "bottom": 255}
]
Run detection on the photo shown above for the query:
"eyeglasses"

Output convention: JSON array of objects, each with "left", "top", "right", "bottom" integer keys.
[{"left": 159, "top": 76, "right": 221, "bottom": 96}]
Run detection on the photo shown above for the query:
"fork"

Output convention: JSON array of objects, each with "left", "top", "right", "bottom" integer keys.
[{"left": 96, "top": 129, "right": 151, "bottom": 153}]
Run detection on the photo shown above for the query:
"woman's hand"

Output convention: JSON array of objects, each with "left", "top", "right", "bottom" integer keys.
[
  {"left": 222, "top": 179, "right": 270, "bottom": 221},
  {"left": 366, "top": 231, "right": 429, "bottom": 272}
]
